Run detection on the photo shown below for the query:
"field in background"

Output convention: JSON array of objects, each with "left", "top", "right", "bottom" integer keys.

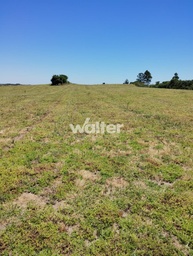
[{"left": 0, "top": 84, "right": 193, "bottom": 255}]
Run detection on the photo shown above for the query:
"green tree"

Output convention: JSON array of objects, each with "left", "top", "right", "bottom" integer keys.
[
  {"left": 51, "top": 75, "right": 60, "bottom": 85},
  {"left": 136, "top": 70, "right": 152, "bottom": 85},
  {"left": 136, "top": 73, "right": 145, "bottom": 83},
  {"left": 172, "top": 73, "right": 179, "bottom": 80},
  {"left": 59, "top": 74, "right": 68, "bottom": 83},
  {"left": 143, "top": 70, "right": 152, "bottom": 85},
  {"left": 51, "top": 74, "right": 68, "bottom": 85},
  {"left": 123, "top": 79, "right": 129, "bottom": 84}
]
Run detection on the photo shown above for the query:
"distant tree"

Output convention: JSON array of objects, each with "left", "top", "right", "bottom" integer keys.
[
  {"left": 144, "top": 70, "right": 152, "bottom": 85},
  {"left": 51, "top": 74, "right": 68, "bottom": 85},
  {"left": 172, "top": 73, "right": 179, "bottom": 81},
  {"left": 151, "top": 78, "right": 193, "bottom": 90},
  {"left": 51, "top": 75, "right": 60, "bottom": 85},
  {"left": 137, "top": 73, "right": 145, "bottom": 84},
  {"left": 59, "top": 74, "right": 68, "bottom": 83},
  {"left": 136, "top": 70, "right": 152, "bottom": 85},
  {"left": 167, "top": 73, "right": 180, "bottom": 88},
  {"left": 123, "top": 79, "right": 129, "bottom": 84}
]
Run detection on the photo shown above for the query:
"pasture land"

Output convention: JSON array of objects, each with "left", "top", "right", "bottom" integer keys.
[{"left": 0, "top": 84, "right": 193, "bottom": 255}]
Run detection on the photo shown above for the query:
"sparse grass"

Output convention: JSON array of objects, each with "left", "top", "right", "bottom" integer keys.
[{"left": 0, "top": 84, "right": 193, "bottom": 255}]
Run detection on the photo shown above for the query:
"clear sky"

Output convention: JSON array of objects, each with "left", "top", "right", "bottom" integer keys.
[{"left": 1, "top": 0, "right": 193, "bottom": 84}]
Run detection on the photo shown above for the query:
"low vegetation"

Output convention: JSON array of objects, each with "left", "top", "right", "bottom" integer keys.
[
  {"left": 0, "top": 84, "right": 193, "bottom": 255},
  {"left": 151, "top": 79, "right": 193, "bottom": 90},
  {"left": 134, "top": 72, "right": 193, "bottom": 90}
]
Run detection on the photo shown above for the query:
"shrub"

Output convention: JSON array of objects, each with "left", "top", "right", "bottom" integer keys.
[{"left": 51, "top": 74, "right": 68, "bottom": 85}]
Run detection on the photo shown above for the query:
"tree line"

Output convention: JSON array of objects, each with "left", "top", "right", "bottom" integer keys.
[
  {"left": 127, "top": 71, "right": 193, "bottom": 90},
  {"left": 50, "top": 72, "right": 193, "bottom": 90},
  {"left": 150, "top": 73, "right": 193, "bottom": 90}
]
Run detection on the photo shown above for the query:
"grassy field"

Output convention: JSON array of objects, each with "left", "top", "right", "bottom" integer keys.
[{"left": 0, "top": 84, "right": 193, "bottom": 255}]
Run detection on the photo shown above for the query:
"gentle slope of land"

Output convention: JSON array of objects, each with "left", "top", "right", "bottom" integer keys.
[{"left": 0, "top": 84, "right": 193, "bottom": 255}]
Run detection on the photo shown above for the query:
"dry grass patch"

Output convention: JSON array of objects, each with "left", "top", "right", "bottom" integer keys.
[
  {"left": 0, "top": 224, "right": 6, "bottom": 233},
  {"left": 147, "top": 140, "right": 179, "bottom": 159},
  {"left": 13, "top": 126, "right": 32, "bottom": 143},
  {"left": 106, "top": 177, "right": 128, "bottom": 188},
  {"left": 102, "top": 177, "right": 128, "bottom": 196},
  {"left": 162, "top": 231, "right": 190, "bottom": 255},
  {"left": 171, "top": 234, "right": 189, "bottom": 255},
  {"left": 0, "top": 138, "right": 12, "bottom": 144},
  {"left": 39, "top": 177, "right": 63, "bottom": 198},
  {"left": 0, "top": 129, "right": 7, "bottom": 135},
  {"left": 133, "top": 180, "right": 147, "bottom": 190},
  {"left": 52, "top": 200, "right": 69, "bottom": 211},
  {"left": 75, "top": 178, "right": 86, "bottom": 188},
  {"left": 102, "top": 149, "right": 132, "bottom": 158},
  {"left": 78, "top": 169, "right": 100, "bottom": 181},
  {"left": 12, "top": 192, "right": 47, "bottom": 209},
  {"left": 150, "top": 177, "right": 174, "bottom": 187},
  {"left": 59, "top": 223, "right": 80, "bottom": 236}
]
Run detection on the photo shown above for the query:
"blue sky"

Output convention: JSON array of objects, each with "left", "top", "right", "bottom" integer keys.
[{"left": 1, "top": 0, "right": 193, "bottom": 84}]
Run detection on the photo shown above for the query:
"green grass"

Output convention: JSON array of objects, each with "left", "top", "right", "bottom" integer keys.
[{"left": 0, "top": 84, "right": 193, "bottom": 255}]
